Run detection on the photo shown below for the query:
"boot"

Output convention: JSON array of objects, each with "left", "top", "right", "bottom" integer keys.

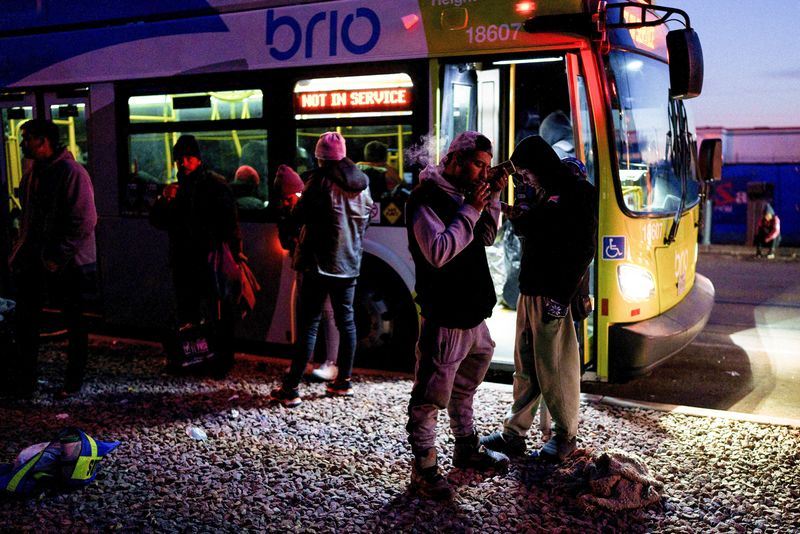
[
  {"left": 480, "top": 431, "right": 527, "bottom": 456},
  {"left": 529, "top": 434, "right": 577, "bottom": 463},
  {"left": 453, "top": 432, "right": 509, "bottom": 473},
  {"left": 410, "top": 448, "right": 454, "bottom": 500}
]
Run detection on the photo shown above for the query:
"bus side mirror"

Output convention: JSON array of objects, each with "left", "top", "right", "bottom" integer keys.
[
  {"left": 667, "top": 29, "right": 703, "bottom": 99},
  {"left": 698, "top": 138, "right": 722, "bottom": 181}
]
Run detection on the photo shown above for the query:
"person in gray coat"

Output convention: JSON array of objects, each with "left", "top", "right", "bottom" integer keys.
[{"left": 7, "top": 119, "right": 97, "bottom": 399}]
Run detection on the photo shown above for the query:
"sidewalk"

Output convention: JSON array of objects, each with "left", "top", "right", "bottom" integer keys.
[
  {"left": 700, "top": 243, "right": 800, "bottom": 260},
  {"left": 1, "top": 337, "right": 798, "bottom": 532}
]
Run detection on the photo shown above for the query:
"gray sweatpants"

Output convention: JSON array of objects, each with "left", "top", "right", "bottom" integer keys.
[
  {"left": 407, "top": 318, "right": 495, "bottom": 455},
  {"left": 503, "top": 295, "right": 580, "bottom": 440}
]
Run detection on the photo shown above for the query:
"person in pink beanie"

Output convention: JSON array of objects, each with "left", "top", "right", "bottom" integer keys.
[
  {"left": 270, "top": 132, "right": 373, "bottom": 407},
  {"left": 314, "top": 131, "right": 347, "bottom": 161}
]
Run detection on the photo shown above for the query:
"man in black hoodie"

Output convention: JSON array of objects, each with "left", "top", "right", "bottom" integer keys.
[
  {"left": 481, "top": 136, "right": 596, "bottom": 462},
  {"left": 270, "top": 132, "right": 373, "bottom": 407}
]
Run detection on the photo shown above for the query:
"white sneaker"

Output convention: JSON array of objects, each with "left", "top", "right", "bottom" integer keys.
[{"left": 310, "top": 361, "right": 338, "bottom": 382}]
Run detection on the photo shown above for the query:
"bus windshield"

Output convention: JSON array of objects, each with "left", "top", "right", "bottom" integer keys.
[{"left": 607, "top": 51, "right": 700, "bottom": 215}]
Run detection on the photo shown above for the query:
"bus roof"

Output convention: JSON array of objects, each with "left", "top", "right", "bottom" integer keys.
[{"left": 0, "top": 0, "right": 669, "bottom": 89}]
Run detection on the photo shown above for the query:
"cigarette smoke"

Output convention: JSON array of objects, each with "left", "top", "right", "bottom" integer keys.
[{"left": 404, "top": 133, "right": 449, "bottom": 170}]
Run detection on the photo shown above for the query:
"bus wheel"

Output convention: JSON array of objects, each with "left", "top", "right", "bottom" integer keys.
[{"left": 354, "top": 260, "right": 417, "bottom": 372}]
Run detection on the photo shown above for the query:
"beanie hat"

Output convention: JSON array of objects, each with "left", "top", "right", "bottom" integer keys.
[
  {"left": 445, "top": 131, "right": 493, "bottom": 161},
  {"left": 172, "top": 134, "right": 202, "bottom": 160},
  {"left": 274, "top": 164, "right": 304, "bottom": 196},
  {"left": 233, "top": 165, "right": 260, "bottom": 186},
  {"left": 764, "top": 204, "right": 775, "bottom": 216},
  {"left": 315, "top": 132, "right": 347, "bottom": 161}
]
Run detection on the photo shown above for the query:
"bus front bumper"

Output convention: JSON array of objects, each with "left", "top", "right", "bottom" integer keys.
[{"left": 608, "top": 273, "right": 715, "bottom": 382}]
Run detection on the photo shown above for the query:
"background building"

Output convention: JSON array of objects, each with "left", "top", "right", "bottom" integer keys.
[{"left": 698, "top": 127, "right": 800, "bottom": 246}]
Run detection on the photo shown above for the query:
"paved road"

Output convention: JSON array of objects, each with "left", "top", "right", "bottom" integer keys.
[{"left": 583, "top": 251, "right": 800, "bottom": 420}]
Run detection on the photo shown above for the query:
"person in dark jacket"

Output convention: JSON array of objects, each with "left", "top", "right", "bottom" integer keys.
[
  {"left": 269, "top": 132, "right": 373, "bottom": 407},
  {"left": 755, "top": 204, "right": 781, "bottom": 259},
  {"left": 356, "top": 140, "right": 401, "bottom": 201},
  {"left": 6, "top": 119, "right": 98, "bottom": 399},
  {"left": 481, "top": 135, "right": 597, "bottom": 463},
  {"left": 230, "top": 165, "right": 266, "bottom": 211},
  {"left": 539, "top": 110, "right": 575, "bottom": 159},
  {"left": 404, "top": 131, "right": 511, "bottom": 500},
  {"left": 150, "top": 135, "right": 242, "bottom": 378}
]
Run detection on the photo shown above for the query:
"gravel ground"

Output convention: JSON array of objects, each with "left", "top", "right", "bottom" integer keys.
[{"left": 1, "top": 337, "right": 799, "bottom": 533}]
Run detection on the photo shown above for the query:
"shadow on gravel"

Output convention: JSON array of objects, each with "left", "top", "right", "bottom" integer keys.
[
  {"left": 372, "top": 492, "right": 474, "bottom": 533},
  {"left": 582, "top": 338, "right": 754, "bottom": 412}
]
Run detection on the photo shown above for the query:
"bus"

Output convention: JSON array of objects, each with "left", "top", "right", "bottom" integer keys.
[{"left": 0, "top": 0, "right": 719, "bottom": 382}]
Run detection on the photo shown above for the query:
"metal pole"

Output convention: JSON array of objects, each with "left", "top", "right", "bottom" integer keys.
[{"left": 702, "top": 197, "right": 712, "bottom": 245}]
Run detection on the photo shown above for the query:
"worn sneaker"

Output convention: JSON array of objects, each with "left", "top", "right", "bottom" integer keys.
[
  {"left": 310, "top": 361, "right": 338, "bottom": 382},
  {"left": 410, "top": 463, "right": 454, "bottom": 501},
  {"left": 269, "top": 387, "right": 302, "bottom": 408},
  {"left": 325, "top": 380, "right": 353, "bottom": 397},
  {"left": 530, "top": 434, "right": 577, "bottom": 462},
  {"left": 453, "top": 434, "right": 510, "bottom": 473},
  {"left": 480, "top": 431, "right": 527, "bottom": 456}
]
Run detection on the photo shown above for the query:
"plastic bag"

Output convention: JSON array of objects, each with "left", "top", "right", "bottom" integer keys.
[{"left": 1, "top": 427, "right": 119, "bottom": 496}]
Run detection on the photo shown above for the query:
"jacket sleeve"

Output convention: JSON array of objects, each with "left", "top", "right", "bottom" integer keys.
[
  {"left": 216, "top": 179, "right": 242, "bottom": 259},
  {"left": 411, "top": 201, "right": 481, "bottom": 268},
  {"left": 290, "top": 175, "right": 326, "bottom": 228},
  {"left": 473, "top": 198, "right": 501, "bottom": 246},
  {"left": 44, "top": 164, "right": 97, "bottom": 268},
  {"left": 561, "top": 181, "right": 598, "bottom": 302}
]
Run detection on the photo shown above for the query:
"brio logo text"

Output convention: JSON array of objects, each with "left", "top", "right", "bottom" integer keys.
[{"left": 266, "top": 7, "right": 381, "bottom": 61}]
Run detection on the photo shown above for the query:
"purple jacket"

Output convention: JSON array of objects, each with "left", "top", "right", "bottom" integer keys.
[{"left": 10, "top": 148, "right": 97, "bottom": 270}]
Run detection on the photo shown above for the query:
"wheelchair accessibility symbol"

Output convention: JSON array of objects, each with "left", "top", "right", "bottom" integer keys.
[{"left": 602, "top": 236, "right": 626, "bottom": 260}]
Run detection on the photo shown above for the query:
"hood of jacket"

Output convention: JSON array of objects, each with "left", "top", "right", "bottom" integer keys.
[{"left": 326, "top": 158, "right": 369, "bottom": 193}]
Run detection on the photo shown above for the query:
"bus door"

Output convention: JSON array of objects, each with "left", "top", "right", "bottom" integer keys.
[
  {"left": 565, "top": 52, "right": 598, "bottom": 374},
  {"left": 42, "top": 89, "right": 91, "bottom": 173},
  {"left": 440, "top": 52, "right": 598, "bottom": 370},
  {"left": 0, "top": 91, "right": 35, "bottom": 292},
  {"left": 0, "top": 89, "right": 90, "bottom": 234},
  {"left": 0, "top": 88, "right": 89, "bottom": 295}
]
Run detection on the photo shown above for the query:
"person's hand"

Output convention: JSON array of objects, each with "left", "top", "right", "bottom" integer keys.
[
  {"left": 466, "top": 181, "right": 491, "bottom": 212},
  {"left": 162, "top": 183, "right": 179, "bottom": 201},
  {"left": 489, "top": 171, "right": 509, "bottom": 194}
]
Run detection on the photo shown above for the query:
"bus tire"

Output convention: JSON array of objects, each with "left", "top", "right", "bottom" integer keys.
[{"left": 354, "top": 257, "right": 417, "bottom": 372}]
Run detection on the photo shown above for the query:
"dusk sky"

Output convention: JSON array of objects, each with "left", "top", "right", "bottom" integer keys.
[{"left": 665, "top": 0, "right": 800, "bottom": 129}]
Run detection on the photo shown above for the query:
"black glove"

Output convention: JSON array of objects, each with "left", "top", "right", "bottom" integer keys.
[{"left": 543, "top": 297, "right": 568, "bottom": 323}]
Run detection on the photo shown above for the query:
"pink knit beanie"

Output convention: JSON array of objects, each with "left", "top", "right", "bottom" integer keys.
[
  {"left": 314, "top": 131, "right": 347, "bottom": 161},
  {"left": 274, "top": 164, "right": 304, "bottom": 196}
]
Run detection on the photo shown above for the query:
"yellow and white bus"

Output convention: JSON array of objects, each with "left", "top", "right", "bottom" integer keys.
[{"left": 0, "top": 0, "right": 719, "bottom": 381}]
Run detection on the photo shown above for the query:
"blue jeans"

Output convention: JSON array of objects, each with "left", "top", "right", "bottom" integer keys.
[{"left": 283, "top": 271, "right": 357, "bottom": 389}]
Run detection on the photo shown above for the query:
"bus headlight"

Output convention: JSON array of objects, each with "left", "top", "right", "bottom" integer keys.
[{"left": 617, "top": 264, "right": 655, "bottom": 301}]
